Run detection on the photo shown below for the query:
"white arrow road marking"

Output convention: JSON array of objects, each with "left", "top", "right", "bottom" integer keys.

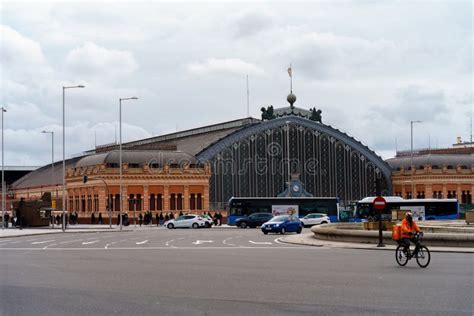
[
  {"left": 249, "top": 240, "right": 272, "bottom": 245},
  {"left": 105, "top": 241, "right": 117, "bottom": 249},
  {"left": 274, "top": 238, "right": 285, "bottom": 244},
  {"left": 32, "top": 240, "right": 55, "bottom": 245},
  {"left": 82, "top": 240, "right": 100, "bottom": 245},
  {"left": 136, "top": 240, "right": 148, "bottom": 245},
  {"left": 192, "top": 240, "right": 214, "bottom": 245}
]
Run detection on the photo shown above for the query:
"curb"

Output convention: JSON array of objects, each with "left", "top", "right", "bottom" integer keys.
[{"left": 280, "top": 234, "right": 474, "bottom": 254}]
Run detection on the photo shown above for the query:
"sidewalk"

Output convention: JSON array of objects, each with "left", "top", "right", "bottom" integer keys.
[
  {"left": 281, "top": 233, "right": 474, "bottom": 254},
  {"left": 0, "top": 224, "right": 235, "bottom": 238}
]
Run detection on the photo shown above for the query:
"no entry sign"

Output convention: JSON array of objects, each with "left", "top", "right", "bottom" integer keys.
[{"left": 373, "top": 196, "right": 386, "bottom": 210}]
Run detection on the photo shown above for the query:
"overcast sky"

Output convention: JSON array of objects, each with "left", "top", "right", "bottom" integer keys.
[{"left": 1, "top": 0, "right": 472, "bottom": 166}]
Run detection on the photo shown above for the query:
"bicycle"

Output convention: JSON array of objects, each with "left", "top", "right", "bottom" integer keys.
[{"left": 395, "top": 232, "right": 431, "bottom": 268}]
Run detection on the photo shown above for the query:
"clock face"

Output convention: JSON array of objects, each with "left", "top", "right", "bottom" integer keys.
[{"left": 292, "top": 184, "right": 299, "bottom": 192}]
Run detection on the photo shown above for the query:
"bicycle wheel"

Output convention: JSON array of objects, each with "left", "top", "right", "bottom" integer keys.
[
  {"left": 416, "top": 246, "right": 431, "bottom": 268},
  {"left": 395, "top": 245, "right": 409, "bottom": 266}
]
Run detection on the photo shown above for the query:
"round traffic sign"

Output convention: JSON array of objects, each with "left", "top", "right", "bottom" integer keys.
[{"left": 373, "top": 196, "right": 386, "bottom": 210}]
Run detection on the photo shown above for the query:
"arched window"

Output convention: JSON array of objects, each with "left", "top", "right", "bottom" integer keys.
[
  {"left": 197, "top": 193, "right": 202, "bottom": 210},
  {"left": 157, "top": 194, "right": 163, "bottom": 211},
  {"left": 150, "top": 194, "right": 156, "bottom": 211},
  {"left": 114, "top": 194, "right": 120, "bottom": 212},
  {"left": 190, "top": 193, "right": 196, "bottom": 210},
  {"left": 137, "top": 194, "right": 142, "bottom": 211},
  {"left": 177, "top": 194, "right": 183, "bottom": 210},
  {"left": 170, "top": 194, "right": 176, "bottom": 210}
]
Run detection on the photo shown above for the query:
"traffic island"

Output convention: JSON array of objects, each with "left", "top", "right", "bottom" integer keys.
[{"left": 309, "top": 223, "right": 474, "bottom": 248}]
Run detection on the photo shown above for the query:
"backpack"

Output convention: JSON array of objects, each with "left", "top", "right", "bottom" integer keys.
[{"left": 392, "top": 225, "right": 401, "bottom": 241}]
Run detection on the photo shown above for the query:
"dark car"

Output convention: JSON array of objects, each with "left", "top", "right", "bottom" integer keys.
[
  {"left": 235, "top": 213, "right": 274, "bottom": 228},
  {"left": 261, "top": 215, "right": 303, "bottom": 234}
]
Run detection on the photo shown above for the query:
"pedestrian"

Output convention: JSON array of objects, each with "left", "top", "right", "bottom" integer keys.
[
  {"left": 4, "top": 212, "right": 9, "bottom": 228},
  {"left": 91, "top": 212, "right": 95, "bottom": 224},
  {"left": 155, "top": 213, "right": 159, "bottom": 227},
  {"left": 170, "top": 212, "right": 175, "bottom": 220},
  {"left": 218, "top": 212, "right": 223, "bottom": 226},
  {"left": 117, "top": 214, "right": 120, "bottom": 226},
  {"left": 159, "top": 212, "right": 164, "bottom": 226},
  {"left": 179, "top": 211, "right": 183, "bottom": 217},
  {"left": 213, "top": 212, "right": 218, "bottom": 226},
  {"left": 55, "top": 214, "right": 60, "bottom": 226},
  {"left": 98, "top": 213, "right": 103, "bottom": 225},
  {"left": 139, "top": 213, "right": 143, "bottom": 227},
  {"left": 165, "top": 213, "right": 169, "bottom": 222},
  {"left": 74, "top": 211, "right": 79, "bottom": 224}
]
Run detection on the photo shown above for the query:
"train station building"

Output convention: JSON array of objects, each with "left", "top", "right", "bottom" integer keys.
[{"left": 10, "top": 93, "right": 395, "bottom": 222}]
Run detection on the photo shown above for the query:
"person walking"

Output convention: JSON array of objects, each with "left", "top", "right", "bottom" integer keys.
[
  {"left": 165, "top": 213, "right": 169, "bottom": 222},
  {"left": 155, "top": 213, "right": 159, "bottom": 227},
  {"left": 91, "top": 212, "right": 96, "bottom": 224},
  {"left": 98, "top": 213, "right": 103, "bottom": 225},
  {"left": 139, "top": 213, "right": 143, "bottom": 227},
  {"left": 159, "top": 212, "right": 164, "bottom": 226}
]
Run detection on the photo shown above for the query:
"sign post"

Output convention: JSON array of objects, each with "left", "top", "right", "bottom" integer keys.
[{"left": 373, "top": 196, "right": 386, "bottom": 247}]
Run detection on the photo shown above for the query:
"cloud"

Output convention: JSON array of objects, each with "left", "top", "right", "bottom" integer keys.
[
  {"left": 187, "top": 58, "right": 264, "bottom": 76},
  {"left": 0, "top": 24, "right": 52, "bottom": 80},
  {"left": 230, "top": 9, "right": 274, "bottom": 38},
  {"left": 275, "top": 32, "right": 397, "bottom": 79},
  {"left": 65, "top": 42, "right": 138, "bottom": 79}
]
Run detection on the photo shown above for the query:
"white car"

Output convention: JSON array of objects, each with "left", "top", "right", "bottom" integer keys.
[
  {"left": 300, "top": 213, "right": 331, "bottom": 227},
  {"left": 164, "top": 214, "right": 207, "bottom": 229}
]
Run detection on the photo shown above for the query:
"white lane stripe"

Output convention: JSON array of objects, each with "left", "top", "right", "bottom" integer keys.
[
  {"left": 32, "top": 240, "right": 55, "bottom": 245},
  {"left": 82, "top": 240, "right": 100, "bottom": 245},
  {"left": 59, "top": 239, "right": 83, "bottom": 244},
  {"left": 136, "top": 240, "right": 148, "bottom": 245},
  {"left": 43, "top": 243, "right": 57, "bottom": 249},
  {"left": 0, "top": 239, "right": 12, "bottom": 243},
  {"left": 249, "top": 241, "right": 272, "bottom": 245}
]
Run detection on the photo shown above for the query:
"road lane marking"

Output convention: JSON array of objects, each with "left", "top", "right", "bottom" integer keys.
[
  {"left": 105, "top": 241, "right": 117, "bottom": 249},
  {"left": 192, "top": 240, "right": 214, "bottom": 245},
  {"left": 274, "top": 238, "right": 285, "bottom": 244},
  {"left": 59, "top": 239, "right": 83, "bottom": 244},
  {"left": 31, "top": 240, "right": 55, "bottom": 245},
  {"left": 136, "top": 240, "right": 148, "bottom": 245},
  {"left": 249, "top": 241, "right": 272, "bottom": 245},
  {"left": 82, "top": 240, "right": 100, "bottom": 245},
  {"left": 0, "top": 239, "right": 12, "bottom": 243},
  {"left": 43, "top": 243, "right": 57, "bottom": 249}
]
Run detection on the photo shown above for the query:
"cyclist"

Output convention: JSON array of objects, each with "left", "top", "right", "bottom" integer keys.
[{"left": 401, "top": 212, "right": 422, "bottom": 258}]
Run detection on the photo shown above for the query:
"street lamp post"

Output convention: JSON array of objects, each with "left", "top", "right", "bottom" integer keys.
[
  {"left": 1, "top": 107, "right": 6, "bottom": 230},
  {"left": 410, "top": 120, "right": 422, "bottom": 199},
  {"left": 119, "top": 97, "right": 138, "bottom": 231},
  {"left": 62, "top": 85, "right": 85, "bottom": 232},
  {"left": 42, "top": 130, "right": 54, "bottom": 227}
]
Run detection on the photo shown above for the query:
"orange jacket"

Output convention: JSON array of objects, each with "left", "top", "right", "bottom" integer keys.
[{"left": 401, "top": 218, "right": 421, "bottom": 238}]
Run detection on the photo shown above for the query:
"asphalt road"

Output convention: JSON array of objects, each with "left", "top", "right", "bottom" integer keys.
[{"left": 0, "top": 228, "right": 472, "bottom": 315}]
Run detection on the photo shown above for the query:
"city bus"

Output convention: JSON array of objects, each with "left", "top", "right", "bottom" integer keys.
[
  {"left": 354, "top": 196, "right": 459, "bottom": 221},
  {"left": 227, "top": 197, "right": 340, "bottom": 225}
]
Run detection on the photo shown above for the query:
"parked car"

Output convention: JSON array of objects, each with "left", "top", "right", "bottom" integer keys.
[
  {"left": 261, "top": 215, "right": 303, "bottom": 234},
  {"left": 164, "top": 214, "right": 206, "bottom": 229},
  {"left": 200, "top": 214, "right": 213, "bottom": 228},
  {"left": 300, "top": 213, "right": 331, "bottom": 227},
  {"left": 235, "top": 213, "right": 274, "bottom": 228}
]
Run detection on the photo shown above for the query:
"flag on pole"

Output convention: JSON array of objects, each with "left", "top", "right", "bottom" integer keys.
[{"left": 287, "top": 66, "right": 292, "bottom": 77}]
